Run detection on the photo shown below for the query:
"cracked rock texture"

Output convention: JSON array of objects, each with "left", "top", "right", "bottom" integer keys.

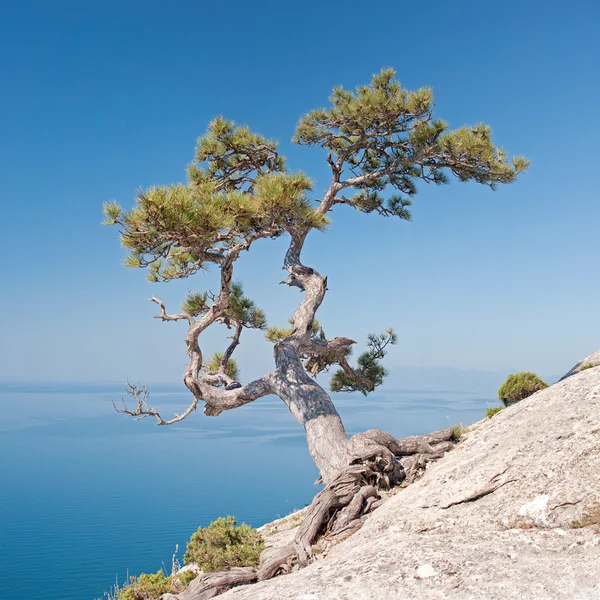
[{"left": 222, "top": 364, "right": 600, "bottom": 599}]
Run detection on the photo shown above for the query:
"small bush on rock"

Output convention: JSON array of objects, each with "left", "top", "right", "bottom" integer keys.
[
  {"left": 451, "top": 423, "right": 466, "bottom": 440},
  {"left": 176, "top": 570, "right": 198, "bottom": 588},
  {"left": 184, "top": 516, "right": 264, "bottom": 572},
  {"left": 117, "top": 571, "right": 172, "bottom": 600},
  {"left": 109, "top": 567, "right": 196, "bottom": 599},
  {"left": 580, "top": 362, "right": 597, "bottom": 371},
  {"left": 486, "top": 406, "right": 504, "bottom": 418},
  {"left": 498, "top": 372, "right": 548, "bottom": 406}
]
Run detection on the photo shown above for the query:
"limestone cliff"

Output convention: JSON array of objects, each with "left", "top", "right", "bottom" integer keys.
[{"left": 218, "top": 362, "right": 600, "bottom": 599}]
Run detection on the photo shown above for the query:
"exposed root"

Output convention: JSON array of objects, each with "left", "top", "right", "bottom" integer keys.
[
  {"left": 174, "top": 567, "right": 257, "bottom": 599},
  {"left": 294, "top": 464, "right": 386, "bottom": 565},
  {"left": 163, "top": 427, "right": 455, "bottom": 599},
  {"left": 256, "top": 545, "right": 296, "bottom": 581}
]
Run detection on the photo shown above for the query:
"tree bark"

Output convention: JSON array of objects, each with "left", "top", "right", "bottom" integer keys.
[
  {"left": 175, "top": 567, "right": 257, "bottom": 600},
  {"left": 271, "top": 337, "right": 351, "bottom": 483}
]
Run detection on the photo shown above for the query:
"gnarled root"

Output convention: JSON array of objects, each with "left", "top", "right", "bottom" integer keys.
[
  {"left": 173, "top": 567, "right": 257, "bottom": 600},
  {"left": 294, "top": 463, "right": 388, "bottom": 565},
  {"left": 258, "top": 427, "right": 455, "bottom": 578},
  {"left": 163, "top": 427, "right": 455, "bottom": 599}
]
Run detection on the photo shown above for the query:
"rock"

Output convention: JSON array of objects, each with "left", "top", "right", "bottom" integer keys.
[
  {"left": 559, "top": 347, "right": 600, "bottom": 380},
  {"left": 176, "top": 563, "right": 201, "bottom": 576},
  {"left": 416, "top": 564, "right": 437, "bottom": 578},
  {"left": 218, "top": 366, "right": 600, "bottom": 599},
  {"left": 518, "top": 494, "right": 550, "bottom": 525}
]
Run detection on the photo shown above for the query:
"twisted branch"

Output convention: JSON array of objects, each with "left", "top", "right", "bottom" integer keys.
[{"left": 149, "top": 297, "right": 194, "bottom": 324}]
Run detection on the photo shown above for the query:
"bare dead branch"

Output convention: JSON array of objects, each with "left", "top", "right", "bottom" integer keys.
[
  {"left": 112, "top": 379, "right": 202, "bottom": 426},
  {"left": 149, "top": 297, "right": 194, "bottom": 324},
  {"left": 113, "top": 380, "right": 162, "bottom": 422}
]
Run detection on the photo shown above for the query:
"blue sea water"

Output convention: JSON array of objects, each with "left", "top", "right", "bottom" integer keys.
[{"left": 0, "top": 382, "right": 494, "bottom": 600}]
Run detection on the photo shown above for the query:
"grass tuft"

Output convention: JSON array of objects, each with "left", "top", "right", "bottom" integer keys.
[
  {"left": 486, "top": 406, "right": 504, "bottom": 419},
  {"left": 451, "top": 423, "right": 466, "bottom": 440}
]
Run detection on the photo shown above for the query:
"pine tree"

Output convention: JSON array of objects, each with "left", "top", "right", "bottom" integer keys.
[{"left": 105, "top": 70, "right": 527, "bottom": 578}]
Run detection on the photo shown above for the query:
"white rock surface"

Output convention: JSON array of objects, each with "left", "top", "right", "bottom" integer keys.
[
  {"left": 560, "top": 348, "right": 600, "bottom": 380},
  {"left": 220, "top": 365, "right": 600, "bottom": 600}
]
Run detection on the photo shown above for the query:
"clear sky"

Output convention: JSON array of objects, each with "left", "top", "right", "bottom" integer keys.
[{"left": 1, "top": 0, "right": 598, "bottom": 384}]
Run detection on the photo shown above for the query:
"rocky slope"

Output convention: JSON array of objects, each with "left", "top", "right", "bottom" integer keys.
[
  {"left": 218, "top": 363, "right": 600, "bottom": 599},
  {"left": 560, "top": 349, "right": 600, "bottom": 381}
]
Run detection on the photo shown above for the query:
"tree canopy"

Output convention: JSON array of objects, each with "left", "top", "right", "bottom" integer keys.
[
  {"left": 105, "top": 69, "right": 527, "bottom": 285},
  {"left": 105, "top": 68, "right": 528, "bottom": 477}
]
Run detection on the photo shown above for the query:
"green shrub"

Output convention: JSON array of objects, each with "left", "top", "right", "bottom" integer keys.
[
  {"left": 176, "top": 570, "right": 198, "bottom": 588},
  {"left": 118, "top": 571, "right": 172, "bottom": 600},
  {"left": 113, "top": 571, "right": 198, "bottom": 600},
  {"left": 184, "top": 516, "right": 264, "bottom": 572},
  {"left": 498, "top": 372, "right": 548, "bottom": 406},
  {"left": 580, "top": 362, "right": 597, "bottom": 371},
  {"left": 451, "top": 423, "right": 466, "bottom": 440},
  {"left": 112, "top": 568, "right": 197, "bottom": 600},
  {"left": 486, "top": 406, "right": 504, "bottom": 418}
]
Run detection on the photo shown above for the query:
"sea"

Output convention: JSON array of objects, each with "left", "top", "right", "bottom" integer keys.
[{"left": 0, "top": 382, "right": 494, "bottom": 600}]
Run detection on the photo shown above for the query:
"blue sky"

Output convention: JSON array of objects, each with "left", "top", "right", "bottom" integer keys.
[{"left": 1, "top": 0, "right": 598, "bottom": 384}]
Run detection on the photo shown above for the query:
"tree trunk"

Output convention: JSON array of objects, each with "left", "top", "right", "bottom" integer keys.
[{"left": 273, "top": 337, "right": 351, "bottom": 484}]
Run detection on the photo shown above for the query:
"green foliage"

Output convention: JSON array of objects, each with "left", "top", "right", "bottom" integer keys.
[
  {"left": 117, "top": 571, "right": 172, "bottom": 600},
  {"left": 451, "top": 423, "right": 466, "bottom": 439},
  {"left": 330, "top": 328, "right": 397, "bottom": 395},
  {"left": 265, "top": 318, "right": 320, "bottom": 344},
  {"left": 227, "top": 282, "right": 266, "bottom": 329},
  {"left": 580, "top": 362, "right": 597, "bottom": 371},
  {"left": 207, "top": 352, "right": 240, "bottom": 381},
  {"left": 105, "top": 68, "right": 527, "bottom": 285},
  {"left": 103, "top": 200, "right": 123, "bottom": 225},
  {"left": 103, "top": 119, "right": 328, "bottom": 282},
  {"left": 188, "top": 117, "right": 286, "bottom": 190},
  {"left": 111, "top": 567, "right": 196, "bottom": 600},
  {"left": 176, "top": 570, "right": 198, "bottom": 588},
  {"left": 184, "top": 516, "right": 264, "bottom": 572},
  {"left": 181, "top": 291, "right": 209, "bottom": 317},
  {"left": 181, "top": 282, "right": 265, "bottom": 331},
  {"left": 498, "top": 372, "right": 548, "bottom": 406},
  {"left": 486, "top": 406, "right": 504, "bottom": 419},
  {"left": 264, "top": 324, "right": 293, "bottom": 344},
  {"left": 294, "top": 68, "right": 528, "bottom": 220}
]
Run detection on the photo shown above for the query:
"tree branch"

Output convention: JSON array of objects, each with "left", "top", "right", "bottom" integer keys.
[
  {"left": 149, "top": 297, "right": 194, "bottom": 324},
  {"left": 194, "top": 374, "right": 275, "bottom": 416},
  {"left": 112, "top": 379, "right": 192, "bottom": 425},
  {"left": 300, "top": 336, "right": 356, "bottom": 356},
  {"left": 335, "top": 355, "right": 375, "bottom": 394},
  {"left": 202, "top": 321, "right": 245, "bottom": 388},
  {"left": 118, "top": 235, "right": 283, "bottom": 425},
  {"left": 114, "top": 373, "right": 276, "bottom": 424},
  {"left": 221, "top": 322, "right": 243, "bottom": 370}
]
